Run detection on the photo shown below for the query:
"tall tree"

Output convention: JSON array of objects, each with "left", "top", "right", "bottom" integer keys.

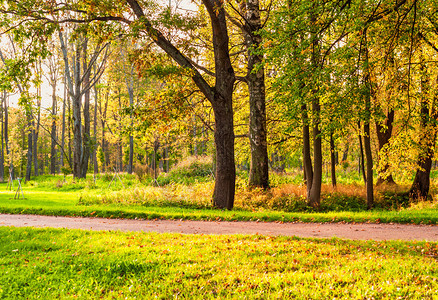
[{"left": 59, "top": 31, "right": 109, "bottom": 178}]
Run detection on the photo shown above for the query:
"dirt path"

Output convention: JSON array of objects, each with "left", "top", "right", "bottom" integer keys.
[{"left": 1, "top": 213, "right": 438, "bottom": 241}]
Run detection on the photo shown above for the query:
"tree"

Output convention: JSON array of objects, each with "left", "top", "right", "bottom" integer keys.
[{"left": 58, "top": 30, "right": 109, "bottom": 178}]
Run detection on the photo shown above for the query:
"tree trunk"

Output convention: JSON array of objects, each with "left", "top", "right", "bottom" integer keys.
[
  {"left": 302, "top": 104, "right": 313, "bottom": 197},
  {"left": 330, "top": 131, "right": 337, "bottom": 187},
  {"left": 126, "top": 65, "right": 135, "bottom": 174},
  {"left": 72, "top": 40, "right": 82, "bottom": 178},
  {"left": 409, "top": 63, "right": 437, "bottom": 200},
  {"left": 60, "top": 77, "right": 66, "bottom": 169},
  {"left": 375, "top": 109, "right": 396, "bottom": 185},
  {"left": 126, "top": 0, "right": 236, "bottom": 209},
  {"left": 0, "top": 92, "right": 4, "bottom": 182},
  {"left": 364, "top": 122, "right": 374, "bottom": 209},
  {"left": 358, "top": 121, "right": 367, "bottom": 184},
  {"left": 26, "top": 111, "right": 32, "bottom": 181},
  {"left": 4, "top": 93, "right": 12, "bottom": 178},
  {"left": 33, "top": 69, "right": 41, "bottom": 176},
  {"left": 50, "top": 80, "right": 57, "bottom": 174},
  {"left": 212, "top": 97, "right": 236, "bottom": 209},
  {"left": 308, "top": 98, "right": 322, "bottom": 208},
  {"left": 80, "top": 39, "right": 91, "bottom": 178},
  {"left": 363, "top": 30, "right": 374, "bottom": 209},
  {"left": 93, "top": 83, "right": 99, "bottom": 174},
  {"left": 242, "top": 0, "right": 269, "bottom": 190}
]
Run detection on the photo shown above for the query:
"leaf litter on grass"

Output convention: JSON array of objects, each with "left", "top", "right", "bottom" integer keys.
[{"left": 0, "top": 227, "right": 437, "bottom": 299}]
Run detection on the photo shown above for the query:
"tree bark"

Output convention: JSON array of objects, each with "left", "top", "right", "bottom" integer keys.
[
  {"left": 93, "top": 82, "right": 99, "bottom": 174},
  {"left": 363, "top": 30, "right": 374, "bottom": 209},
  {"left": 302, "top": 104, "right": 313, "bottom": 197},
  {"left": 50, "top": 77, "right": 57, "bottom": 174},
  {"left": 330, "top": 131, "right": 337, "bottom": 187},
  {"left": 375, "top": 109, "right": 396, "bottom": 185},
  {"left": 4, "top": 93, "right": 12, "bottom": 178},
  {"left": 308, "top": 97, "right": 322, "bottom": 208},
  {"left": 80, "top": 38, "right": 91, "bottom": 178},
  {"left": 409, "top": 63, "right": 437, "bottom": 200},
  {"left": 242, "top": 0, "right": 269, "bottom": 189},
  {"left": 364, "top": 121, "right": 373, "bottom": 209},
  {"left": 0, "top": 91, "right": 4, "bottom": 182},
  {"left": 26, "top": 109, "right": 33, "bottom": 181},
  {"left": 358, "top": 121, "right": 367, "bottom": 184},
  {"left": 72, "top": 41, "right": 83, "bottom": 178}
]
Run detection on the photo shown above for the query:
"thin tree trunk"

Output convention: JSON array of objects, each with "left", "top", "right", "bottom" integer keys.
[
  {"left": 364, "top": 122, "right": 373, "bottom": 209},
  {"left": 72, "top": 40, "right": 82, "bottom": 178},
  {"left": 50, "top": 79, "right": 57, "bottom": 174},
  {"left": 80, "top": 38, "right": 91, "bottom": 178},
  {"left": 93, "top": 82, "right": 99, "bottom": 174},
  {"left": 124, "top": 60, "right": 135, "bottom": 174},
  {"left": 33, "top": 64, "right": 41, "bottom": 176},
  {"left": 4, "top": 94, "right": 12, "bottom": 178},
  {"left": 330, "top": 131, "right": 337, "bottom": 187},
  {"left": 60, "top": 77, "right": 66, "bottom": 170},
  {"left": 363, "top": 30, "right": 374, "bottom": 209},
  {"left": 26, "top": 110, "right": 33, "bottom": 181},
  {"left": 358, "top": 121, "right": 367, "bottom": 184},
  {"left": 0, "top": 92, "right": 4, "bottom": 182},
  {"left": 302, "top": 104, "right": 313, "bottom": 197}
]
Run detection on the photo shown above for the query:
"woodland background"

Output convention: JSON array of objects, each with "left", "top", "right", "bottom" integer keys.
[{"left": 0, "top": 0, "right": 436, "bottom": 210}]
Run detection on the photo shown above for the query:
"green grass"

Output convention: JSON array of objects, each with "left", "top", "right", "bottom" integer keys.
[
  {"left": 0, "top": 226, "right": 437, "bottom": 299},
  {"left": 1, "top": 174, "right": 438, "bottom": 224}
]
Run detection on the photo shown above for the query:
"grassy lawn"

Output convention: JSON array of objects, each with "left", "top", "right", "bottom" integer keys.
[
  {"left": 0, "top": 173, "right": 438, "bottom": 224},
  {"left": 0, "top": 226, "right": 437, "bottom": 299}
]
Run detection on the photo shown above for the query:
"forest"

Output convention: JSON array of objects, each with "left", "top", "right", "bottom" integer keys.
[{"left": 0, "top": 0, "right": 437, "bottom": 211}]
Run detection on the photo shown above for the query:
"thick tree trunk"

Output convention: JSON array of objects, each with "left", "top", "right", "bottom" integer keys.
[
  {"left": 212, "top": 97, "right": 236, "bottom": 210},
  {"left": 308, "top": 98, "right": 322, "bottom": 208},
  {"left": 409, "top": 73, "right": 437, "bottom": 200},
  {"left": 376, "top": 110, "right": 396, "bottom": 185},
  {"left": 243, "top": 0, "right": 269, "bottom": 189}
]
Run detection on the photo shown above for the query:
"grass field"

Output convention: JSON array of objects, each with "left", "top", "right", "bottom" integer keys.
[
  {"left": 0, "top": 173, "right": 438, "bottom": 224},
  {"left": 0, "top": 226, "right": 437, "bottom": 299}
]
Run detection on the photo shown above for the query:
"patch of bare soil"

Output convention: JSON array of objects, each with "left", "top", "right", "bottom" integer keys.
[{"left": 1, "top": 214, "right": 438, "bottom": 241}]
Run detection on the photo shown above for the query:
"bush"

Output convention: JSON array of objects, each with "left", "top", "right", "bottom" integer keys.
[
  {"left": 158, "top": 156, "right": 214, "bottom": 185},
  {"left": 133, "top": 163, "right": 153, "bottom": 182}
]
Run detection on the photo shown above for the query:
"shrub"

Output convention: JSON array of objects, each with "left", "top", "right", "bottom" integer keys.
[
  {"left": 133, "top": 163, "right": 153, "bottom": 182},
  {"left": 158, "top": 156, "right": 214, "bottom": 185}
]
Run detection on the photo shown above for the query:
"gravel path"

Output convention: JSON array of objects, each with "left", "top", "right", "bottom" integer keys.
[{"left": 1, "top": 213, "right": 438, "bottom": 241}]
